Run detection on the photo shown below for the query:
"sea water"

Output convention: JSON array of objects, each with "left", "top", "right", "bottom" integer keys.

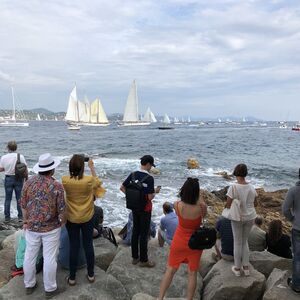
[{"left": 0, "top": 121, "right": 299, "bottom": 227}]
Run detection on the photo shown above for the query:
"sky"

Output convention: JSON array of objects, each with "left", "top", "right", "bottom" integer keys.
[{"left": 0, "top": 0, "right": 300, "bottom": 120}]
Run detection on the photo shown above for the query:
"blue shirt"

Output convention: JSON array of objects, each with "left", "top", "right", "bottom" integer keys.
[
  {"left": 216, "top": 216, "right": 234, "bottom": 256},
  {"left": 160, "top": 211, "right": 178, "bottom": 241}
]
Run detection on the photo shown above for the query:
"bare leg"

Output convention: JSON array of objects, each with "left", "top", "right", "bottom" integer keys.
[
  {"left": 158, "top": 230, "right": 165, "bottom": 247},
  {"left": 187, "top": 269, "right": 197, "bottom": 300},
  {"left": 158, "top": 266, "right": 177, "bottom": 300}
]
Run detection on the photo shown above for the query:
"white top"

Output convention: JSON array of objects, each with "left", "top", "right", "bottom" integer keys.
[
  {"left": 0, "top": 152, "right": 27, "bottom": 175},
  {"left": 226, "top": 182, "right": 257, "bottom": 221}
]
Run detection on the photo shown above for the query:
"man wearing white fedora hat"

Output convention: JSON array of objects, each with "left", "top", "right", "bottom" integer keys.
[{"left": 21, "top": 153, "right": 65, "bottom": 298}]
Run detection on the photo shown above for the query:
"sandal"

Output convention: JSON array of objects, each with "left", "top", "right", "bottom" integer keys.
[
  {"left": 66, "top": 276, "right": 76, "bottom": 286},
  {"left": 87, "top": 274, "right": 95, "bottom": 283}
]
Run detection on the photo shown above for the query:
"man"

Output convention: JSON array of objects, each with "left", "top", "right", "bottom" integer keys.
[
  {"left": 120, "top": 155, "right": 160, "bottom": 268},
  {"left": 158, "top": 202, "right": 178, "bottom": 247},
  {"left": 21, "top": 153, "right": 65, "bottom": 298},
  {"left": 0, "top": 140, "right": 27, "bottom": 221},
  {"left": 282, "top": 169, "right": 300, "bottom": 294},
  {"left": 215, "top": 216, "right": 234, "bottom": 261},
  {"left": 248, "top": 216, "right": 266, "bottom": 252}
]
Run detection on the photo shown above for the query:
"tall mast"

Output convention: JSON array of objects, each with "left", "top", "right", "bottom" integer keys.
[{"left": 11, "top": 86, "right": 16, "bottom": 121}]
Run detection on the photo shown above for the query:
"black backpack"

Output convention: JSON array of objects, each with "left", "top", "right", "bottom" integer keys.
[
  {"left": 97, "top": 226, "right": 118, "bottom": 247},
  {"left": 15, "top": 154, "right": 27, "bottom": 180},
  {"left": 125, "top": 172, "right": 150, "bottom": 211}
]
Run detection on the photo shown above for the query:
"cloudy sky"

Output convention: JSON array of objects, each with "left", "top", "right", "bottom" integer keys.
[{"left": 0, "top": 0, "right": 300, "bottom": 120}]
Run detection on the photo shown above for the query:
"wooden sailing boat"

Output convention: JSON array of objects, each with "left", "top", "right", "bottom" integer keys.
[
  {"left": 121, "top": 80, "right": 150, "bottom": 126},
  {"left": 0, "top": 87, "right": 29, "bottom": 127}
]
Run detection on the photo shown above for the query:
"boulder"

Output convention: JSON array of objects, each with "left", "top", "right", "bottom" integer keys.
[
  {"left": 199, "top": 248, "right": 217, "bottom": 278},
  {"left": 250, "top": 251, "right": 292, "bottom": 278},
  {"left": 211, "top": 187, "right": 229, "bottom": 202},
  {"left": 1, "top": 234, "right": 16, "bottom": 250},
  {"left": 214, "top": 171, "right": 233, "bottom": 181},
  {"left": 0, "top": 247, "right": 15, "bottom": 288},
  {"left": 106, "top": 246, "right": 203, "bottom": 299},
  {"left": 263, "top": 268, "right": 298, "bottom": 300},
  {"left": 202, "top": 260, "right": 265, "bottom": 300},
  {"left": 187, "top": 158, "right": 199, "bottom": 169},
  {"left": 94, "top": 237, "right": 118, "bottom": 271},
  {"left": 132, "top": 293, "right": 185, "bottom": 300},
  {"left": 149, "top": 167, "right": 161, "bottom": 175},
  {"left": 0, "top": 230, "right": 15, "bottom": 250},
  {"left": 0, "top": 266, "right": 129, "bottom": 300}
]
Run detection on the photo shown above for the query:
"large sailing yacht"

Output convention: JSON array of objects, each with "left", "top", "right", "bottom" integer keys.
[{"left": 121, "top": 80, "right": 150, "bottom": 126}]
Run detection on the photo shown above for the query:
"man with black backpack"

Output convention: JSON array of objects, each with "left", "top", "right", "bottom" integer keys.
[
  {"left": 0, "top": 141, "right": 28, "bottom": 222},
  {"left": 120, "top": 155, "right": 160, "bottom": 268}
]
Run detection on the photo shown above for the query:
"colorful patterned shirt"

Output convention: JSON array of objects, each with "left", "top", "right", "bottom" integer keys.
[{"left": 21, "top": 175, "right": 65, "bottom": 232}]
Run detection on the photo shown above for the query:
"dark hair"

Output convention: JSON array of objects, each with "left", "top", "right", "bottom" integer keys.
[
  {"left": 233, "top": 164, "right": 248, "bottom": 177},
  {"left": 255, "top": 216, "right": 263, "bottom": 226},
  {"left": 163, "top": 202, "right": 173, "bottom": 214},
  {"left": 39, "top": 169, "right": 54, "bottom": 176},
  {"left": 140, "top": 155, "right": 155, "bottom": 166},
  {"left": 268, "top": 220, "right": 283, "bottom": 246},
  {"left": 299, "top": 168, "right": 300, "bottom": 179},
  {"left": 69, "top": 154, "right": 84, "bottom": 179},
  {"left": 179, "top": 177, "right": 200, "bottom": 205},
  {"left": 7, "top": 141, "right": 17, "bottom": 152}
]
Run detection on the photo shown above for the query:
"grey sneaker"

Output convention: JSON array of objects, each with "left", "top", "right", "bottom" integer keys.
[
  {"left": 139, "top": 260, "right": 156, "bottom": 268},
  {"left": 132, "top": 258, "right": 140, "bottom": 265},
  {"left": 26, "top": 282, "right": 38, "bottom": 295},
  {"left": 45, "top": 287, "right": 65, "bottom": 299}
]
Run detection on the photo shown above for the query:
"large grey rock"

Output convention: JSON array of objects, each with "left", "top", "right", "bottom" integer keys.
[
  {"left": 0, "top": 247, "right": 15, "bottom": 288},
  {"left": 1, "top": 233, "right": 16, "bottom": 250},
  {"left": 0, "top": 266, "right": 129, "bottom": 300},
  {"left": 250, "top": 251, "right": 292, "bottom": 278},
  {"left": 132, "top": 293, "right": 185, "bottom": 300},
  {"left": 263, "top": 268, "right": 299, "bottom": 300},
  {"left": 199, "top": 248, "right": 217, "bottom": 278},
  {"left": 203, "top": 260, "right": 266, "bottom": 300},
  {"left": 0, "top": 230, "right": 15, "bottom": 250},
  {"left": 107, "top": 246, "right": 203, "bottom": 299},
  {"left": 94, "top": 237, "right": 118, "bottom": 271}
]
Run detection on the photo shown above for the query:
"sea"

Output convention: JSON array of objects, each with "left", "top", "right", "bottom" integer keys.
[{"left": 0, "top": 121, "right": 299, "bottom": 227}]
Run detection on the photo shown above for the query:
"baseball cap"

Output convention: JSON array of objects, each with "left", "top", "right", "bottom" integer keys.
[{"left": 140, "top": 155, "right": 156, "bottom": 167}]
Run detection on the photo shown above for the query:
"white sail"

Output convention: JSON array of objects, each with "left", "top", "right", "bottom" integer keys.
[
  {"left": 142, "top": 107, "right": 157, "bottom": 123},
  {"left": 95, "top": 98, "right": 109, "bottom": 123},
  {"left": 36, "top": 113, "right": 41, "bottom": 121},
  {"left": 78, "top": 100, "right": 88, "bottom": 122},
  {"left": 123, "top": 80, "right": 139, "bottom": 122},
  {"left": 84, "top": 96, "right": 90, "bottom": 123},
  {"left": 65, "top": 86, "right": 79, "bottom": 122},
  {"left": 90, "top": 99, "right": 99, "bottom": 123},
  {"left": 164, "top": 114, "right": 171, "bottom": 124}
]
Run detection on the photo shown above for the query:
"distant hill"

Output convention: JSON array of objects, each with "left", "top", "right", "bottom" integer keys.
[{"left": 29, "top": 108, "right": 55, "bottom": 115}]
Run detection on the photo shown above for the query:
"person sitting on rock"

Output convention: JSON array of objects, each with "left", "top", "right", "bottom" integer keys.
[
  {"left": 158, "top": 202, "right": 178, "bottom": 247},
  {"left": 120, "top": 211, "right": 156, "bottom": 246},
  {"left": 214, "top": 215, "right": 234, "bottom": 261},
  {"left": 158, "top": 178, "right": 207, "bottom": 300},
  {"left": 248, "top": 216, "right": 266, "bottom": 252},
  {"left": 266, "top": 219, "right": 292, "bottom": 259}
]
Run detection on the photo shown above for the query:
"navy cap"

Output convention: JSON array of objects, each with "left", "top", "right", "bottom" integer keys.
[{"left": 140, "top": 155, "right": 156, "bottom": 167}]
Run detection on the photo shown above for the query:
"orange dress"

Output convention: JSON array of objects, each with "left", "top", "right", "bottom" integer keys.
[{"left": 168, "top": 201, "right": 203, "bottom": 271}]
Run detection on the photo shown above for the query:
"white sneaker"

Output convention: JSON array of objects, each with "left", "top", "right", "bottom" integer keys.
[
  {"left": 231, "top": 266, "right": 241, "bottom": 277},
  {"left": 243, "top": 266, "right": 250, "bottom": 276}
]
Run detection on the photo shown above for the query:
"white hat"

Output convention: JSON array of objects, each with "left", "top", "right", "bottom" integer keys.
[{"left": 33, "top": 153, "right": 61, "bottom": 173}]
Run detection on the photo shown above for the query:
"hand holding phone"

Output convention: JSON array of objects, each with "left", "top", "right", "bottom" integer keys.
[{"left": 155, "top": 186, "right": 161, "bottom": 193}]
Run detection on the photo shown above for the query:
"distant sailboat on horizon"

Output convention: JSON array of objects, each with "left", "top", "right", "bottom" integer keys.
[
  {"left": 142, "top": 107, "right": 157, "bottom": 123},
  {"left": 158, "top": 114, "right": 174, "bottom": 130},
  {"left": 121, "top": 80, "right": 150, "bottom": 126},
  {"left": 0, "top": 86, "right": 29, "bottom": 127}
]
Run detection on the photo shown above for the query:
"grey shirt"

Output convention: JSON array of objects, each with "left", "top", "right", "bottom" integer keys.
[
  {"left": 248, "top": 225, "right": 266, "bottom": 252},
  {"left": 282, "top": 181, "right": 300, "bottom": 231}
]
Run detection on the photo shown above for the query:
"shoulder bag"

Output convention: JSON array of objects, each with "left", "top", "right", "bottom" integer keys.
[{"left": 221, "top": 185, "right": 241, "bottom": 221}]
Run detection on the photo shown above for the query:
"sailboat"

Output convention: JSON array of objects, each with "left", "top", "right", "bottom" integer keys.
[
  {"left": 142, "top": 107, "right": 157, "bottom": 123},
  {"left": 65, "top": 85, "right": 110, "bottom": 128},
  {"left": 121, "top": 80, "right": 150, "bottom": 126},
  {"left": 158, "top": 114, "right": 174, "bottom": 130},
  {"left": 36, "top": 113, "right": 41, "bottom": 121},
  {"left": 0, "top": 87, "right": 29, "bottom": 127}
]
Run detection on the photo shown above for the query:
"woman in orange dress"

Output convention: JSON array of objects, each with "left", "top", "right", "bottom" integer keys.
[{"left": 158, "top": 177, "right": 207, "bottom": 300}]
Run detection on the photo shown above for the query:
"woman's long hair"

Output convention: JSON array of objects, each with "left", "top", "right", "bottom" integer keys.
[
  {"left": 179, "top": 177, "right": 199, "bottom": 205},
  {"left": 69, "top": 154, "right": 84, "bottom": 179},
  {"left": 268, "top": 220, "right": 283, "bottom": 246}
]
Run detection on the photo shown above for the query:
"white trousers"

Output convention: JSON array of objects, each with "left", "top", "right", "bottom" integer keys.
[
  {"left": 24, "top": 227, "right": 61, "bottom": 292},
  {"left": 231, "top": 220, "right": 254, "bottom": 269}
]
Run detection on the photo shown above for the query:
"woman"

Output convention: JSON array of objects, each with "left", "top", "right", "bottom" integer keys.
[
  {"left": 62, "top": 155, "right": 104, "bottom": 285},
  {"left": 266, "top": 220, "right": 292, "bottom": 259},
  {"left": 158, "top": 177, "right": 207, "bottom": 300},
  {"left": 226, "top": 163, "right": 257, "bottom": 277}
]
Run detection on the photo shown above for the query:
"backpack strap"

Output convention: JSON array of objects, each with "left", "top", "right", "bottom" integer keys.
[
  {"left": 140, "top": 174, "right": 150, "bottom": 184},
  {"left": 130, "top": 172, "right": 136, "bottom": 182},
  {"left": 17, "top": 153, "right": 20, "bottom": 164}
]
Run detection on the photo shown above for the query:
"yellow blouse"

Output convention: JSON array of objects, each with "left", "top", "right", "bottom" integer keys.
[{"left": 62, "top": 175, "right": 105, "bottom": 223}]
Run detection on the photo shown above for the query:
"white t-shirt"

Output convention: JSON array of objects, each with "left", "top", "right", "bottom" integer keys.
[
  {"left": 226, "top": 183, "right": 257, "bottom": 221},
  {"left": 0, "top": 152, "right": 27, "bottom": 175}
]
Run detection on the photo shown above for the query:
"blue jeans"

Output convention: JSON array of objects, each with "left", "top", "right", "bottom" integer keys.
[
  {"left": 292, "top": 229, "right": 300, "bottom": 290},
  {"left": 66, "top": 219, "right": 94, "bottom": 280},
  {"left": 4, "top": 175, "right": 23, "bottom": 219}
]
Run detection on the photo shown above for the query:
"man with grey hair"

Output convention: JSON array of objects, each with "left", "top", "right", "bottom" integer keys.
[{"left": 0, "top": 141, "right": 27, "bottom": 221}]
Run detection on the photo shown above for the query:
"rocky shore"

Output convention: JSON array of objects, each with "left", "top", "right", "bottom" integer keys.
[{"left": 0, "top": 187, "right": 296, "bottom": 299}]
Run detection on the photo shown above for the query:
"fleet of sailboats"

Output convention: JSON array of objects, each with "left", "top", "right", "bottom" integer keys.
[
  {"left": 0, "top": 87, "right": 29, "bottom": 127},
  {"left": 65, "top": 86, "right": 110, "bottom": 129}
]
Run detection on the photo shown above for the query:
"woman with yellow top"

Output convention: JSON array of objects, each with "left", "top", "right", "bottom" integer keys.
[{"left": 62, "top": 155, "right": 103, "bottom": 285}]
